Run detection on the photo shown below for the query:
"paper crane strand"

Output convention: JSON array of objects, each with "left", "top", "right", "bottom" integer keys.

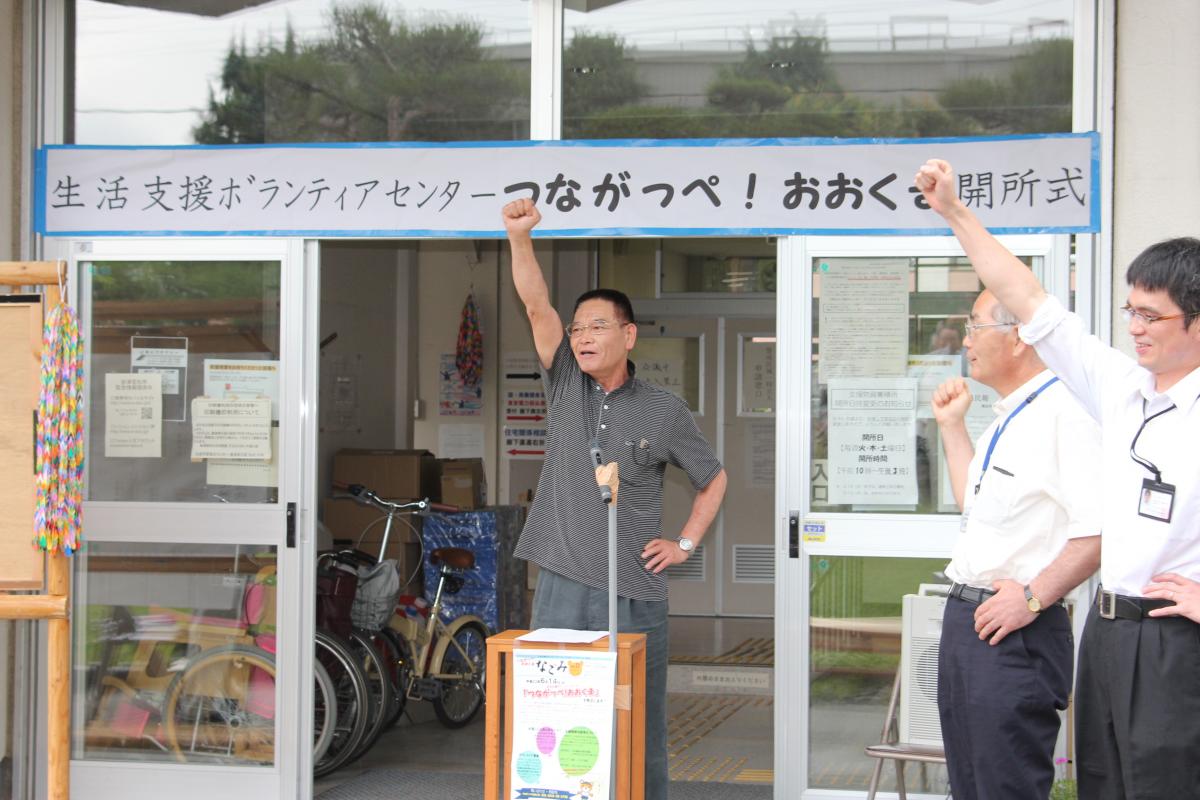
[
  {"left": 35, "top": 303, "right": 84, "bottom": 555},
  {"left": 455, "top": 292, "right": 483, "bottom": 387}
]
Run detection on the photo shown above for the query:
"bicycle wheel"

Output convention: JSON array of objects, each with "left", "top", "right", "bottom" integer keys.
[
  {"left": 313, "top": 630, "right": 370, "bottom": 778},
  {"left": 432, "top": 621, "right": 487, "bottom": 728},
  {"left": 161, "top": 643, "right": 277, "bottom": 764},
  {"left": 312, "top": 657, "right": 337, "bottom": 766},
  {"left": 342, "top": 629, "right": 395, "bottom": 763},
  {"left": 374, "top": 628, "right": 411, "bottom": 730}
]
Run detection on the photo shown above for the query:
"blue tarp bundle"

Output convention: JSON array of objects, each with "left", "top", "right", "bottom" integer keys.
[{"left": 422, "top": 506, "right": 526, "bottom": 633}]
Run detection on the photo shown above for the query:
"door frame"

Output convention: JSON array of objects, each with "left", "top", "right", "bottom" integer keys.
[
  {"left": 38, "top": 236, "right": 319, "bottom": 800},
  {"left": 773, "top": 232, "right": 1072, "bottom": 799}
]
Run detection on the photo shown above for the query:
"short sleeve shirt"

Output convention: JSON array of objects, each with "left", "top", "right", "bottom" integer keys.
[{"left": 514, "top": 337, "right": 723, "bottom": 602}]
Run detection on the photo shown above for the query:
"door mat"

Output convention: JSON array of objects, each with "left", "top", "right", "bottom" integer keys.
[{"left": 672, "top": 637, "right": 773, "bottom": 667}]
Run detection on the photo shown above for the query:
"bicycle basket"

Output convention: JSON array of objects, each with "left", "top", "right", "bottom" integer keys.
[{"left": 351, "top": 559, "right": 401, "bottom": 632}]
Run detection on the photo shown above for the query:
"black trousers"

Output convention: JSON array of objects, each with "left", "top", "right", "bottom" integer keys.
[
  {"left": 937, "top": 596, "right": 1073, "bottom": 800},
  {"left": 1076, "top": 603, "right": 1200, "bottom": 799}
]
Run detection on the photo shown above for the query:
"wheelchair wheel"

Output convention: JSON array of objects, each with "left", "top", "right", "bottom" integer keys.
[
  {"left": 313, "top": 629, "right": 370, "bottom": 777},
  {"left": 374, "top": 628, "right": 411, "bottom": 730},
  {"left": 312, "top": 657, "right": 337, "bottom": 765},
  {"left": 161, "top": 643, "right": 277, "bottom": 764},
  {"left": 431, "top": 621, "right": 487, "bottom": 728},
  {"left": 341, "top": 629, "right": 395, "bottom": 763}
]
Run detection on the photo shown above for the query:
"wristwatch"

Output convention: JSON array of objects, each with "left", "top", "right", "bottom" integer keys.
[
  {"left": 1023, "top": 584, "right": 1043, "bottom": 613},
  {"left": 676, "top": 536, "right": 695, "bottom": 553}
]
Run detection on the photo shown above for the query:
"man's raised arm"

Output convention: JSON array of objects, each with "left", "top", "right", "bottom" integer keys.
[
  {"left": 914, "top": 159, "right": 1047, "bottom": 324},
  {"left": 502, "top": 199, "right": 563, "bottom": 369}
]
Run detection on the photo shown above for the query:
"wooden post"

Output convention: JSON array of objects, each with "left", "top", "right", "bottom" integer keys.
[{"left": 0, "top": 261, "right": 72, "bottom": 800}]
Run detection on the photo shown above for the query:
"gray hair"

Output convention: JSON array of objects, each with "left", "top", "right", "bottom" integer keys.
[{"left": 990, "top": 298, "right": 1020, "bottom": 327}]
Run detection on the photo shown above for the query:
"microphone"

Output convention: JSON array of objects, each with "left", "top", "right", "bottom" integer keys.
[{"left": 590, "top": 439, "right": 613, "bottom": 504}]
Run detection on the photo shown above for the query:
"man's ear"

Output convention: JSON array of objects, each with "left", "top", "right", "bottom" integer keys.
[{"left": 624, "top": 322, "right": 638, "bottom": 351}]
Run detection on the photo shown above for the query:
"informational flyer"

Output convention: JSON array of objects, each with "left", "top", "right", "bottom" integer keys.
[
  {"left": 744, "top": 419, "right": 775, "bottom": 489},
  {"left": 207, "top": 427, "right": 280, "bottom": 488},
  {"left": 741, "top": 336, "right": 776, "bottom": 415},
  {"left": 827, "top": 378, "right": 918, "bottom": 506},
  {"left": 818, "top": 260, "right": 909, "bottom": 383},
  {"left": 938, "top": 378, "right": 1002, "bottom": 511},
  {"left": 438, "top": 423, "right": 485, "bottom": 459},
  {"left": 104, "top": 372, "right": 162, "bottom": 458},
  {"left": 131, "top": 335, "right": 188, "bottom": 421},
  {"left": 203, "top": 358, "right": 281, "bottom": 420},
  {"left": 906, "top": 353, "right": 963, "bottom": 419},
  {"left": 510, "top": 649, "right": 617, "bottom": 800},
  {"left": 440, "top": 353, "right": 483, "bottom": 416},
  {"left": 190, "top": 397, "right": 272, "bottom": 461}
]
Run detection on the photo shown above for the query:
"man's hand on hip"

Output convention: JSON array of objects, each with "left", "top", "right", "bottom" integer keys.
[
  {"left": 641, "top": 538, "right": 690, "bottom": 574},
  {"left": 974, "top": 579, "right": 1037, "bottom": 645}
]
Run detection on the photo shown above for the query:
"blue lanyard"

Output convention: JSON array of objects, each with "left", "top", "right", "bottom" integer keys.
[{"left": 975, "top": 376, "right": 1059, "bottom": 495}]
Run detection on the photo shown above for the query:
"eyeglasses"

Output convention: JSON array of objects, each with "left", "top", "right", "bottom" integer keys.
[
  {"left": 1119, "top": 304, "right": 1193, "bottom": 326},
  {"left": 566, "top": 319, "right": 627, "bottom": 338},
  {"left": 963, "top": 321, "right": 1015, "bottom": 336}
]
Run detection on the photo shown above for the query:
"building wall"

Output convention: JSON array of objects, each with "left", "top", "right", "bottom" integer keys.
[
  {"left": 1112, "top": 0, "right": 1200, "bottom": 353},
  {"left": 1, "top": 1, "right": 21, "bottom": 260}
]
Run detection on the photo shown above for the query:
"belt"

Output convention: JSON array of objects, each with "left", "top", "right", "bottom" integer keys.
[
  {"left": 1095, "top": 588, "right": 1172, "bottom": 621},
  {"left": 949, "top": 582, "right": 1066, "bottom": 607},
  {"left": 949, "top": 583, "right": 996, "bottom": 604}
]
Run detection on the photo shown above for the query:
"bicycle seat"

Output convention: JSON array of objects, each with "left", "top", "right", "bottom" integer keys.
[{"left": 429, "top": 547, "right": 474, "bottom": 571}]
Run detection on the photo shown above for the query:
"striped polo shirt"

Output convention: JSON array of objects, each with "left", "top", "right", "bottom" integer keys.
[{"left": 514, "top": 337, "right": 723, "bottom": 602}]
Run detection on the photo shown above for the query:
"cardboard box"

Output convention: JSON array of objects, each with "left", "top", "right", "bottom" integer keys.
[
  {"left": 323, "top": 496, "right": 416, "bottom": 550},
  {"left": 332, "top": 449, "right": 439, "bottom": 500},
  {"left": 439, "top": 458, "right": 486, "bottom": 510}
]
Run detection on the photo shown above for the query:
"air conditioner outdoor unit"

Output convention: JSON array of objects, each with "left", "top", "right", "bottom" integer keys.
[{"left": 899, "top": 592, "right": 946, "bottom": 747}]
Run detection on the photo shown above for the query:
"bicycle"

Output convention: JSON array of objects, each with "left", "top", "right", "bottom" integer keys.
[{"left": 337, "top": 484, "right": 490, "bottom": 729}]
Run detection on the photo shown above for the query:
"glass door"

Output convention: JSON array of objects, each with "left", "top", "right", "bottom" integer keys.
[
  {"left": 774, "top": 234, "right": 1069, "bottom": 799},
  {"left": 49, "top": 237, "right": 318, "bottom": 800}
]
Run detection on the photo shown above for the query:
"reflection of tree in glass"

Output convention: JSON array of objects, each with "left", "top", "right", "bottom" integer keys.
[
  {"left": 568, "top": 29, "right": 1071, "bottom": 141},
  {"left": 193, "top": 3, "right": 525, "bottom": 144},
  {"left": 563, "top": 32, "right": 645, "bottom": 132}
]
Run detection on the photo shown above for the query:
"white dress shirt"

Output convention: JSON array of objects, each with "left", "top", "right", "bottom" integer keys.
[
  {"left": 946, "top": 369, "right": 1104, "bottom": 589},
  {"left": 1020, "top": 296, "right": 1200, "bottom": 596}
]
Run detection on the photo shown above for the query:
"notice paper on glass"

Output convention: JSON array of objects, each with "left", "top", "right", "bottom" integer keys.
[
  {"left": 207, "top": 427, "right": 279, "bottom": 488},
  {"left": 204, "top": 358, "right": 281, "bottom": 420},
  {"left": 827, "top": 378, "right": 918, "bottom": 506},
  {"left": 131, "top": 335, "right": 188, "bottom": 421},
  {"left": 818, "top": 260, "right": 909, "bottom": 384},
  {"left": 907, "top": 353, "right": 963, "bottom": 419},
  {"left": 105, "top": 372, "right": 162, "bottom": 458},
  {"left": 509, "top": 648, "right": 617, "bottom": 800},
  {"left": 190, "top": 397, "right": 272, "bottom": 461}
]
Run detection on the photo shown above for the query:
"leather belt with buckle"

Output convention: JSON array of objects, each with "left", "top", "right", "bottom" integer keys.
[
  {"left": 949, "top": 583, "right": 997, "bottom": 604},
  {"left": 1096, "top": 588, "right": 1172, "bottom": 620}
]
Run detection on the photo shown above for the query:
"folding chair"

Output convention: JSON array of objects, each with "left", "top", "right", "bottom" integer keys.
[{"left": 864, "top": 669, "right": 947, "bottom": 799}]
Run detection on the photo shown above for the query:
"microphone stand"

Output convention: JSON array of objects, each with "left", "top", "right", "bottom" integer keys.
[{"left": 593, "top": 450, "right": 620, "bottom": 797}]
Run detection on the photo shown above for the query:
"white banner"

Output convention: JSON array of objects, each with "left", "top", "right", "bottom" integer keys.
[{"left": 37, "top": 134, "right": 1098, "bottom": 237}]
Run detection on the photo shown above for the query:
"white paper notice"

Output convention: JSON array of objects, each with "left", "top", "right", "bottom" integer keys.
[
  {"left": 510, "top": 649, "right": 617, "bottom": 800},
  {"left": 907, "top": 354, "right": 963, "bottom": 419},
  {"left": 516, "top": 629, "right": 610, "bottom": 645},
  {"left": 204, "top": 359, "right": 281, "bottom": 419},
  {"left": 744, "top": 420, "right": 775, "bottom": 489},
  {"left": 207, "top": 427, "right": 280, "bottom": 488},
  {"left": 190, "top": 397, "right": 272, "bottom": 461},
  {"left": 818, "top": 260, "right": 909, "bottom": 384},
  {"left": 105, "top": 373, "right": 162, "bottom": 458},
  {"left": 827, "top": 378, "right": 919, "bottom": 506},
  {"left": 438, "top": 423, "right": 486, "bottom": 459}
]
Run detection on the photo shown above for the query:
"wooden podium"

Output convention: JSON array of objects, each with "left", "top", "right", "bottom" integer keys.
[{"left": 484, "top": 629, "right": 647, "bottom": 800}]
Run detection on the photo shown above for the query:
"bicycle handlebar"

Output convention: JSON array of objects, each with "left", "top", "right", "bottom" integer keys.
[{"left": 332, "top": 481, "right": 460, "bottom": 515}]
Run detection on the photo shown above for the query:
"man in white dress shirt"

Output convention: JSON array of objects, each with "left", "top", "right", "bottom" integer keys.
[
  {"left": 918, "top": 158, "right": 1200, "bottom": 799},
  {"left": 931, "top": 288, "right": 1102, "bottom": 800}
]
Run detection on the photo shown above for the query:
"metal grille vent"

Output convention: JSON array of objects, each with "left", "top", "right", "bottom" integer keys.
[
  {"left": 733, "top": 545, "right": 774, "bottom": 583},
  {"left": 666, "top": 545, "right": 706, "bottom": 581}
]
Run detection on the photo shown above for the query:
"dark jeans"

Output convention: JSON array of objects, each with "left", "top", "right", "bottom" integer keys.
[
  {"left": 937, "top": 595, "right": 1073, "bottom": 800},
  {"left": 531, "top": 568, "right": 670, "bottom": 800},
  {"left": 1076, "top": 603, "right": 1200, "bottom": 799}
]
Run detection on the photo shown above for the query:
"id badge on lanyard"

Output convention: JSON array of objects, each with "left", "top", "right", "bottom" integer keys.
[{"left": 1131, "top": 401, "right": 1177, "bottom": 523}]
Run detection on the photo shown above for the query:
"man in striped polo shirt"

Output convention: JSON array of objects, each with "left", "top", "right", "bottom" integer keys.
[{"left": 503, "top": 198, "right": 727, "bottom": 800}]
